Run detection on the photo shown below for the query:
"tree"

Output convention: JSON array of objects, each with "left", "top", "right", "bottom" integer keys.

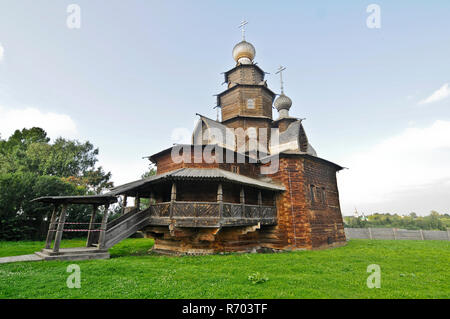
[
  {"left": 0, "top": 127, "right": 113, "bottom": 240},
  {"left": 141, "top": 165, "right": 156, "bottom": 179}
]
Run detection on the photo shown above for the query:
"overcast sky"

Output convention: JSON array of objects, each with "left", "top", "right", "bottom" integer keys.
[{"left": 0, "top": 1, "right": 449, "bottom": 216}]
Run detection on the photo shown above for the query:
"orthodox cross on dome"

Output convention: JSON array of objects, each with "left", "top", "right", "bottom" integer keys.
[
  {"left": 275, "top": 65, "right": 286, "bottom": 94},
  {"left": 238, "top": 20, "right": 248, "bottom": 41}
]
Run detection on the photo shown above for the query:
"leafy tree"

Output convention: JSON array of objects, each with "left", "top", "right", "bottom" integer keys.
[{"left": 0, "top": 127, "right": 113, "bottom": 240}]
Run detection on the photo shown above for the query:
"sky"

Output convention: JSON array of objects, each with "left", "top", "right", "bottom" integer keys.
[{"left": 0, "top": 0, "right": 449, "bottom": 216}]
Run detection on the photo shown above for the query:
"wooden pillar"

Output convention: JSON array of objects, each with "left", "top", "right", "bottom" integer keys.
[
  {"left": 53, "top": 204, "right": 68, "bottom": 253},
  {"left": 217, "top": 183, "right": 223, "bottom": 219},
  {"left": 258, "top": 190, "right": 262, "bottom": 218},
  {"left": 122, "top": 195, "right": 128, "bottom": 215},
  {"left": 45, "top": 205, "right": 58, "bottom": 249},
  {"left": 150, "top": 192, "right": 155, "bottom": 205},
  {"left": 170, "top": 183, "right": 176, "bottom": 218},
  {"left": 135, "top": 194, "right": 141, "bottom": 211},
  {"left": 171, "top": 183, "right": 177, "bottom": 202},
  {"left": 86, "top": 205, "right": 98, "bottom": 247},
  {"left": 98, "top": 204, "right": 110, "bottom": 250},
  {"left": 240, "top": 187, "right": 245, "bottom": 217}
]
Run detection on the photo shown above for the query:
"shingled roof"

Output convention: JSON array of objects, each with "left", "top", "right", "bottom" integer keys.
[{"left": 108, "top": 168, "right": 285, "bottom": 196}]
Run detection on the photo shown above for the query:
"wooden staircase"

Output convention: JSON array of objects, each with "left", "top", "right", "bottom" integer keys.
[{"left": 35, "top": 209, "right": 150, "bottom": 261}]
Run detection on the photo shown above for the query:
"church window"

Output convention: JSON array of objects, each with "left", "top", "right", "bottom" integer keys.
[{"left": 247, "top": 98, "right": 255, "bottom": 109}]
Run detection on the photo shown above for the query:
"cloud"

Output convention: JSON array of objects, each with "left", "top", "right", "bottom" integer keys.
[
  {"left": 0, "top": 43, "right": 4, "bottom": 62},
  {"left": 418, "top": 83, "right": 450, "bottom": 105},
  {"left": 0, "top": 105, "right": 77, "bottom": 140},
  {"left": 338, "top": 120, "right": 450, "bottom": 215}
]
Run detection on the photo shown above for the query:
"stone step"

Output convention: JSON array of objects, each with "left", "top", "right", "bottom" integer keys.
[
  {"left": 35, "top": 251, "right": 110, "bottom": 261},
  {"left": 0, "top": 254, "right": 43, "bottom": 264},
  {"left": 40, "top": 247, "right": 108, "bottom": 256}
]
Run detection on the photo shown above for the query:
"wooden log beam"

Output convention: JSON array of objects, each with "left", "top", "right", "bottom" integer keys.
[
  {"left": 122, "top": 195, "right": 128, "bottom": 215},
  {"left": 98, "top": 204, "right": 110, "bottom": 249},
  {"left": 45, "top": 205, "right": 58, "bottom": 249},
  {"left": 53, "top": 204, "right": 68, "bottom": 253},
  {"left": 135, "top": 194, "right": 141, "bottom": 211},
  {"left": 86, "top": 205, "right": 98, "bottom": 247},
  {"left": 217, "top": 183, "right": 223, "bottom": 220},
  {"left": 170, "top": 183, "right": 176, "bottom": 219}
]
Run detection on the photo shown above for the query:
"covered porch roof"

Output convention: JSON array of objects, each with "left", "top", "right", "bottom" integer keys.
[
  {"left": 108, "top": 168, "right": 285, "bottom": 197},
  {"left": 31, "top": 194, "right": 117, "bottom": 205}
]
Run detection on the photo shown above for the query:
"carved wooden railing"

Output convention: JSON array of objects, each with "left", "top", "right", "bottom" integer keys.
[{"left": 147, "top": 202, "right": 277, "bottom": 227}]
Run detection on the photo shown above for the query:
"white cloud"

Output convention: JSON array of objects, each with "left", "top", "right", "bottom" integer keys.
[
  {"left": 418, "top": 83, "right": 450, "bottom": 105},
  {"left": 338, "top": 120, "right": 450, "bottom": 215},
  {"left": 0, "top": 43, "right": 4, "bottom": 62},
  {"left": 0, "top": 105, "right": 77, "bottom": 140}
]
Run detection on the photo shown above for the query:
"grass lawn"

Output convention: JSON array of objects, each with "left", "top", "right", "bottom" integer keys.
[{"left": 0, "top": 239, "right": 448, "bottom": 299}]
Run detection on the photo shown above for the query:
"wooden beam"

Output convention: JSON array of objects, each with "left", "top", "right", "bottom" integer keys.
[
  {"left": 217, "top": 183, "right": 223, "bottom": 219},
  {"left": 240, "top": 187, "right": 245, "bottom": 215},
  {"left": 98, "top": 204, "right": 110, "bottom": 249},
  {"left": 53, "top": 204, "right": 68, "bottom": 253},
  {"left": 122, "top": 195, "right": 128, "bottom": 215},
  {"left": 135, "top": 194, "right": 141, "bottom": 211},
  {"left": 170, "top": 183, "right": 176, "bottom": 219},
  {"left": 150, "top": 192, "right": 155, "bottom": 205},
  {"left": 217, "top": 183, "right": 223, "bottom": 202},
  {"left": 171, "top": 183, "right": 177, "bottom": 202},
  {"left": 45, "top": 205, "right": 58, "bottom": 249},
  {"left": 86, "top": 205, "right": 98, "bottom": 247}
]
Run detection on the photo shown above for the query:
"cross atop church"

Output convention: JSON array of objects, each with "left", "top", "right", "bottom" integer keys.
[
  {"left": 275, "top": 65, "right": 286, "bottom": 94},
  {"left": 238, "top": 20, "right": 248, "bottom": 41}
]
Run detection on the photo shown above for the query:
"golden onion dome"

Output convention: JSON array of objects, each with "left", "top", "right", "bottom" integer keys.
[{"left": 232, "top": 40, "right": 256, "bottom": 64}]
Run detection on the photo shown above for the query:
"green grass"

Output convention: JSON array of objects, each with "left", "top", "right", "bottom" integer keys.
[{"left": 0, "top": 239, "right": 448, "bottom": 299}]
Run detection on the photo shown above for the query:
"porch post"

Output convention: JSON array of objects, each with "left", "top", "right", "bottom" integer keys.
[
  {"left": 135, "top": 194, "right": 141, "bottom": 211},
  {"left": 86, "top": 205, "right": 98, "bottom": 247},
  {"left": 53, "top": 204, "right": 68, "bottom": 253},
  {"left": 258, "top": 190, "right": 262, "bottom": 218},
  {"left": 240, "top": 187, "right": 245, "bottom": 217},
  {"left": 217, "top": 183, "right": 223, "bottom": 219},
  {"left": 122, "top": 195, "right": 128, "bottom": 215},
  {"left": 170, "top": 183, "right": 176, "bottom": 218},
  {"left": 98, "top": 204, "right": 110, "bottom": 249},
  {"left": 45, "top": 204, "right": 59, "bottom": 249},
  {"left": 150, "top": 192, "right": 155, "bottom": 205}
]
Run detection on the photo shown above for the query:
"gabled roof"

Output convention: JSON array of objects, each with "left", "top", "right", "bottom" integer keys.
[{"left": 108, "top": 168, "right": 285, "bottom": 196}]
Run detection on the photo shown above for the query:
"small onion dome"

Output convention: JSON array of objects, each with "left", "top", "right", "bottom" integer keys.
[
  {"left": 274, "top": 93, "right": 292, "bottom": 112},
  {"left": 232, "top": 40, "right": 256, "bottom": 64}
]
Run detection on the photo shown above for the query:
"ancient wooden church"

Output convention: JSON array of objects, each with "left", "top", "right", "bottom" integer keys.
[{"left": 33, "top": 25, "right": 346, "bottom": 260}]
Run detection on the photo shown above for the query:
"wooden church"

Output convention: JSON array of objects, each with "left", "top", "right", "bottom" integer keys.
[{"left": 34, "top": 23, "right": 346, "bottom": 259}]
